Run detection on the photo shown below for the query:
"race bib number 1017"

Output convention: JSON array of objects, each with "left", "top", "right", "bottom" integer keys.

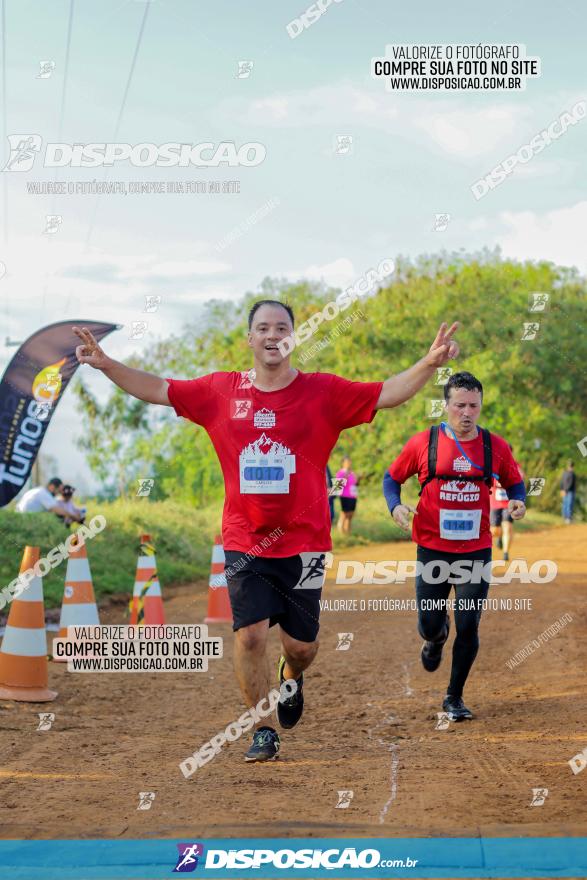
[{"left": 239, "top": 452, "right": 296, "bottom": 494}]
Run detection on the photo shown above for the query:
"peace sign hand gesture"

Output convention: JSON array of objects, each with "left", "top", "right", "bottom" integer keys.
[
  {"left": 425, "top": 322, "right": 460, "bottom": 368},
  {"left": 72, "top": 326, "right": 110, "bottom": 370}
]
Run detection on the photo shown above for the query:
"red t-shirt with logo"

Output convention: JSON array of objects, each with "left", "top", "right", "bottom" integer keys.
[
  {"left": 388, "top": 426, "right": 521, "bottom": 553},
  {"left": 490, "top": 462, "right": 524, "bottom": 510},
  {"left": 166, "top": 370, "right": 383, "bottom": 556}
]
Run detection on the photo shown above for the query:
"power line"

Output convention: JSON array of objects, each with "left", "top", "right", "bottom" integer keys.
[
  {"left": 2, "top": 0, "right": 7, "bottom": 244},
  {"left": 57, "top": 0, "right": 75, "bottom": 143},
  {"left": 85, "top": 0, "right": 152, "bottom": 248},
  {"left": 49, "top": 0, "right": 75, "bottom": 217}
]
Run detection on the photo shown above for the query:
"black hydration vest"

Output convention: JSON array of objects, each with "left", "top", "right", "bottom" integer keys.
[{"left": 418, "top": 425, "right": 493, "bottom": 496}]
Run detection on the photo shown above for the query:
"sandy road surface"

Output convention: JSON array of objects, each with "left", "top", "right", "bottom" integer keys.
[{"left": 0, "top": 525, "right": 585, "bottom": 842}]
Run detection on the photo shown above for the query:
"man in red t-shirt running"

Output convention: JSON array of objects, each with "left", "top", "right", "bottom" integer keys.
[
  {"left": 383, "top": 372, "right": 526, "bottom": 721},
  {"left": 490, "top": 445, "right": 524, "bottom": 562},
  {"left": 73, "top": 302, "right": 459, "bottom": 762}
]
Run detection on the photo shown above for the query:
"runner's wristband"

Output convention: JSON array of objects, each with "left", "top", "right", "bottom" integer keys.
[
  {"left": 383, "top": 470, "right": 402, "bottom": 513},
  {"left": 505, "top": 480, "right": 526, "bottom": 502}
]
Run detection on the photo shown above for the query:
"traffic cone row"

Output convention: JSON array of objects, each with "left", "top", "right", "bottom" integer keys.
[
  {"left": 129, "top": 534, "right": 165, "bottom": 626},
  {"left": 53, "top": 535, "right": 99, "bottom": 662},
  {"left": 0, "top": 531, "right": 232, "bottom": 702},
  {"left": 205, "top": 535, "right": 232, "bottom": 623},
  {"left": 0, "top": 546, "right": 57, "bottom": 702}
]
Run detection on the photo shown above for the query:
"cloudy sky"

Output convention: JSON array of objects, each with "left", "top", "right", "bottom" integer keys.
[{"left": 1, "top": 0, "right": 585, "bottom": 492}]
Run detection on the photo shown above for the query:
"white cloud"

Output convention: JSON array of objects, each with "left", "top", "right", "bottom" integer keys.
[
  {"left": 245, "top": 84, "right": 399, "bottom": 129},
  {"left": 241, "top": 83, "right": 530, "bottom": 158},
  {"left": 241, "top": 83, "right": 587, "bottom": 167},
  {"left": 252, "top": 97, "right": 289, "bottom": 121},
  {"left": 507, "top": 158, "right": 567, "bottom": 178},
  {"left": 498, "top": 201, "right": 587, "bottom": 273},
  {"left": 413, "top": 105, "right": 524, "bottom": 158},
  {"left": 129, "top": 259, "right": 229, "bottom": 278},
  {"left": 285, "top": 257, "right": 356, "bottom": 289}
]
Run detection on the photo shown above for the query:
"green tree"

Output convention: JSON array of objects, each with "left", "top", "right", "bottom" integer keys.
[{"left": 72, "top": 252, "right": 587, "bottom": 513}]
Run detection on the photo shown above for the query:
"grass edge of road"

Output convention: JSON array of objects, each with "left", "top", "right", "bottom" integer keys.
[{"left": 0, "top": 497, "right": 573, "bottom": 612}]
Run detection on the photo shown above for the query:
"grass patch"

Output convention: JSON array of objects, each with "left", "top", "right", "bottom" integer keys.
[
  {"left": 0, "top": 499, "right": 223, "bottom": 609},
  {"left": 0, "top": 495, "right": 573, "bottom": 610}
]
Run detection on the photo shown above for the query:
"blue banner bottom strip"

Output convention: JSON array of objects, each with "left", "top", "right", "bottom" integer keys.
[{"left": 0, "top": 838, "right": 586, "bottom": 879}]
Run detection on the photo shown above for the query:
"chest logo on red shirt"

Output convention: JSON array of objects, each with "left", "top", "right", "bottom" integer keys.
[
  {"left": 253, "top": 407, "right": 276, "bottom": 428},
  {"left": 439, "top": 480, "right": 480, "bottom": 502},
  {"left": 452, "top": 456, "right": 470, "bottom": 472},
  {"left": 231, "top": 399, "right": 253, "bottom": 419}
]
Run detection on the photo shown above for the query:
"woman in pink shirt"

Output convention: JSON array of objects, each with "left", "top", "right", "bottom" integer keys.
[{"left": 336, "top": 457, "right": 360, "bottom": 534}]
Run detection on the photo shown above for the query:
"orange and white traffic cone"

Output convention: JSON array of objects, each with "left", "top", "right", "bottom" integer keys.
[
  {"left": 129, "top": 534, "right": 165, "bottom": 626},
  {"left": 0, "top": 546, "right": 57, "bottom": 702},
  {"left": 53, "top": 534, "right": 100, "bottom": 662},
  {"left": 205, "top": 534, "right": 232, "bottom": 624}
]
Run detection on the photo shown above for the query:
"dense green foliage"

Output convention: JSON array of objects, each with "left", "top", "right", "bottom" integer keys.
[
  {"left": 0, "top": 499, "right": 561, "bottom": 609},
  {"left": 72, "top": 250, "right": 586, "bottom": 514}
]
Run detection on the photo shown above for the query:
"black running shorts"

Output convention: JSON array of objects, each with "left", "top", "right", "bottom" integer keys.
[
  {"left": 490, "top": 508, "right": 513, "bottom": 526},
  {"left": 223, "top": 550, "right": 327, "bottom": 642}
]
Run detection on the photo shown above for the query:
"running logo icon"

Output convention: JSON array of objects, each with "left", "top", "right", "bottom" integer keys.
[
  {"left": 173, "top": 843, "right": 204, "bottom": 872},
  {"left": 336, "top": 632, "right": 354, "bottom": 651},
  {"left": 435, "top": 712, "right": 451, "bottom": 730},
  {"left": 334, "top": 135, "right": 353, "bottom": 156},
  {"left": 433, "top": 212, "right": 451, "bottom": 232},
  {"left": 37, "top": 712, "right": 55, "bottom": 731},
  {"left": 130, "top": 321, "right": 148, "bottom": 340},
  {"left": 527, "top": 477, "right": 545, "bottom": 496},
  {"left": 335, "top": 790, "right": 354, "bottom": 808},
  {"left": 43, "top": 215, "right": 62, "bottom": 235},
  {"left": 37, "top": 61, "right": 56, "bottom": 79},
  {"left": 236, "top": 60, "right": 254, "bottom": 78},
  {"left": 232, "top": 399, "right": 253, "bottom": 419},
  {"left": 427, "top": 399, "right": 445, "bottom": 418},
  {"left": 435, "top": 367, "right": 452, "bottom": 385},
  {"left": 329, "top": 477, "right": 347, "bottom": 496},
  {"left": 2, "top": 134, "right": 42, "bottom": 171},
  {"left": 521, "top": 322, "right": 539, "bottom": 341},
  {"left": 529, "top": 293, "right": 549, "bottom": 312},
  {"left": 296, "top": 553, "right": 327, "bottom": 589},
  {"left": 530, "top": 788, "right": 548, "bottom": 806},
  {"left": 144, "top": 295, "right": 161, "bottom": 313},
  {"left": 238, "top": 369, "right": 255, "bottom": 389}
]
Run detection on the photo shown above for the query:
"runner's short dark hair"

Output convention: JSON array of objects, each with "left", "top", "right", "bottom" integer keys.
[
  {"left": 248, "top": 300, "right": 295, "bottom": 330},
  {"left": 444, "top": 371, "right": 483, "bottom": 401},
  {"left": 48, "top": 477, "right": 62, "bottom": 488}
]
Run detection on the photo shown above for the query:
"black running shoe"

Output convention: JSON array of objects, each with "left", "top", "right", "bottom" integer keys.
[
  {"left": 497, "top": 537, "right": 503, "bottom": 549},
  {"left": 276, "top": 656, "right": 304, "bottom": 729},
  {"left": 244, "top": 726, "right": 280, "bottom": 762},
  {"left": 442, "top": 695, "right": 474, "bottom": 721},
  {"left": 421, "top": 615, "right": 450, "bottom": 672},
  {"left": 503, "top": 551, "right": 509, "bottom": 562}
]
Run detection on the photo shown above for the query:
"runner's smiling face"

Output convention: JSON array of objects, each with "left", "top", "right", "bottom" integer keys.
[
  {"left": 445, "top": 387, "right": 482, "bottom": 439},
  {"left": 247, "top": 304, "right": 293, "bottom": 367}
]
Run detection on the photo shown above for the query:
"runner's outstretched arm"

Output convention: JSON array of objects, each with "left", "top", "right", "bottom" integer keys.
[
  {"left": 375, "top": 321, "right": 459, "bottom": 410},
  {"left": 72, "top": 326, "right": 170, "bottom": 406}
]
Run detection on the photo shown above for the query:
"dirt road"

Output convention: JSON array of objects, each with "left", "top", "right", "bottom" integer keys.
[{"left": 1, "top": 525, "right": 585, "bottom": 840}]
